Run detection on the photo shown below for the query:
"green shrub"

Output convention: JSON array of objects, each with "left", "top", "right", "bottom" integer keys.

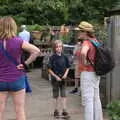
[
  {"left": 107, "top": 101, "right": 120, "bottom": 120},
  {"left": 92, "top": 22, "right": 108, "bottom": 42},
  {"left": 27, "top": 24, "right": 45, "bottom": 32}
]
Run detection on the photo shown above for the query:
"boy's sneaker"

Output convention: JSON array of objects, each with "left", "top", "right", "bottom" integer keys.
[
  {"left": 54, "top": 109, "right": 59, "bottom": 118},
  {"left": 62, "top": 110, "right": 70, "bottom": 119},
  {"left": 62, "top": 111, "right": 69, "bottom": 116},
  {"left": 70, "top": 88, "right": 78, "bottom": 94}
]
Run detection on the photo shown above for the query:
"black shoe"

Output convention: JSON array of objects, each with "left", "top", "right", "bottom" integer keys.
[
  {"left": 62, "top": 111, "right": 70, "bottom": 120},
  {"left": 75, "top": 91, "right": 81, "bottom": 96},
  {"left": 62, "top": 111, "right": 70, "bottom": 119},
  {"left": 70, "top": 88, "right": 78, "bottom": 94},
  {"left": 54, "top": 109, "right": 59, "bottom": 117},
  {"left": 62, "top": 111, "right": 68, "bottom": 116}
]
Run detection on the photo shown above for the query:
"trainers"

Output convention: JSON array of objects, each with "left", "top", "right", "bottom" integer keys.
[
  {"left": 62, "top": 110, "right": 69, "bottom": 116},
  {"left": 74, "top": 90, "right": 81, "bottom": 96},
  {"left": 70, "top": 88, "right": 78, "bottom": 94},
  {"left": 54, "top": 109, "right": 59, "bottom": 117}
]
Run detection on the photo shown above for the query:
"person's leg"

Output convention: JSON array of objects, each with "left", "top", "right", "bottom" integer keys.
[
  {"left": 12, "top": 89, "right": 26, "bottom": 120},
  {"left": 60, "top": 83, "right": 69, "bottom": 117},
  {"left": 61, "top": 97, "right": 70, "bottom": 117},
  {"left": 75, "top": 63, "right": 80, "bottom": 89},
  {"left": 94, "top": 87, "right": 103, "bottom": 120},
  {"left": 83, "top": 86, "right": 94, "bottom": 120},
  {"left": 60, "top": 97, "right": 67, "bottom": 110},
  {"left": 81, "top": 72, "right": 94, "bottom": 120},
  {"left": 70, "top": 78, "right": 79, "bottom": 93},
  {"left": 53, "top": 97, "right": 59, "bottom": 111},
  {"left": 0, "top": 92, "right": 8, "bottom": 120},
  {"left": 52, "top": 82, "right": 60, "bottom": 117},
  {"left": 60, "top": 84, "right": 67, "bottom": 110},
  {"left": 75, "top": 78, "right": 79, "bottom": 89},
  {"left": 53, "top": 97, "right": 60, "bottom": 117},
  {"left": 70, "top": 64, "right": 80, "bottom": 94}
]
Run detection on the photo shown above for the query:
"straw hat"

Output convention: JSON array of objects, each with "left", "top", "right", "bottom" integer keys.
[{"left": 75, "top": 21, "right": 95, "bottom": 33}]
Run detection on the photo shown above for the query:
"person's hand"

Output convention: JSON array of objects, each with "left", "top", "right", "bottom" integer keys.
[
  {"left": 16, "top": 64, "right": 24, "bottom": 70},
  {"left": 62, "top": 74, "right": 67, "bottom": 80},
  {"left": 56, "top": 76, "right": 61, "bottom": 81}
]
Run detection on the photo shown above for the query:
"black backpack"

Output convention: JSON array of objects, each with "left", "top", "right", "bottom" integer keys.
[{"left": 88, "top": 40, "right": 115, "bottom": 76}]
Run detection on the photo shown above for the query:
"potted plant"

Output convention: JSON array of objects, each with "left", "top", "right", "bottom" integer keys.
[{"left": 107, "top": 100, "right": 120, "bottom": 120}]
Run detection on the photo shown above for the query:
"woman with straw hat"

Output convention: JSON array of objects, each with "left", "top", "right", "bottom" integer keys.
[{"left": 76, "top": 21, "right": 103, "bottom": 120}]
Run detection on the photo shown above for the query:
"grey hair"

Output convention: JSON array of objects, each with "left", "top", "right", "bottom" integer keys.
[{"left": 21, "top": 25, "right": 26, "bottom": 30}]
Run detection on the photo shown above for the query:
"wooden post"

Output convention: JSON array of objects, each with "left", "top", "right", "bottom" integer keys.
[{"left": 107, "top": 15, "right": 120, "bottom": 103}]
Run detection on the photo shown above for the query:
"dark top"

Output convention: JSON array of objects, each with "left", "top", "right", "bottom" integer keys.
[{"left": 48, "top": 53, "right": 70, "bottom": 78}]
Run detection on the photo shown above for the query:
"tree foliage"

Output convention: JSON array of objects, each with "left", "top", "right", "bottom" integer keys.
[{"left": 0, "top": 0, "right": 118, "bottom": 25}]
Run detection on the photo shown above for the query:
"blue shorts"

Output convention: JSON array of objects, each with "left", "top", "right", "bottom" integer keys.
[{"left": 0, "top": 75, "right": 26, "bottom": 92}]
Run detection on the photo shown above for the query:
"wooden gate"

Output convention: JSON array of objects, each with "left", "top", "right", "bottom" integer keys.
[{"left": 105, "top": 10, "right": 120, "bottom": 104}]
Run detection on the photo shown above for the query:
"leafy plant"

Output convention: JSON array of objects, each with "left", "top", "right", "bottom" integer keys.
[
  {"left": 27, "top": 24, "right": 45, "bottom": 32},
  {"left": 0, "top": 0, "right": 118, "bottom": 25},
  {"left": 107, "top": 101, "right": 120, "bottom": 120},
  {"left": 93, "top": 23, "right": 108, "bottom": 42}
]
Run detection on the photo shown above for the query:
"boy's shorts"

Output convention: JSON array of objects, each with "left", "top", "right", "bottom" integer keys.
[
  {"left": 0, "top": 75, "right": 26, "bottom": 92},
  {"left": 51, "top": 78, "right": 66, "bottom": 98}
]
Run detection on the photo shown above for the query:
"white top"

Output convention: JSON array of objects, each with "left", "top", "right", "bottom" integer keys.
[{"left": 19, "top": 30, "right": 30, "bottom": 42}]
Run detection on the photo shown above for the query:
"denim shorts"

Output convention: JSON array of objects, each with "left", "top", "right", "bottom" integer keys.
[{"left": 0, "top": 75, "right": 26, "bottom": 92}]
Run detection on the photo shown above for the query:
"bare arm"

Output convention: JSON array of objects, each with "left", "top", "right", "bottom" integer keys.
[
  {"left": 62, "top": 68, "right": 69, "bottom": 79},
  {"left": 48, "top": 69, "right": 61, "bottom": 81},
  {"left": 22, "top": 41, "right": 40, "bottom": 65}
]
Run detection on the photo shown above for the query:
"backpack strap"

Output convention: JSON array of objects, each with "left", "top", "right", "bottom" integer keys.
[
  {"left": 86, "top": 40, "right": 99, "bottom": 68},
  {"left": 0, "top": 43, "right": 19, "bottom": 65},
  {"left": 0, "top": 43, "right": 32, "bottom": 93},
  {"left": 89, "top": 39, "right": 102, "bottom": 47}
]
